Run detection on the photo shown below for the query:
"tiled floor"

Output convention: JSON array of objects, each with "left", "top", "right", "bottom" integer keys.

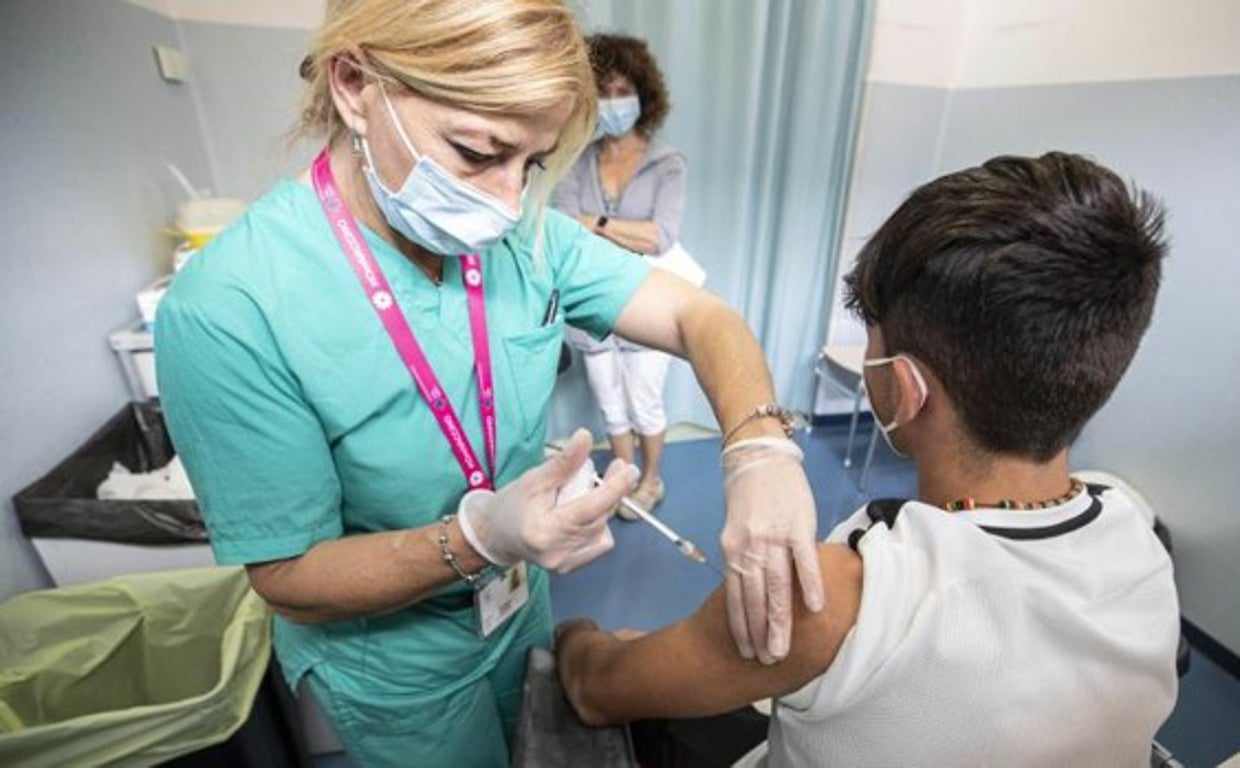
[{"left": 316, "top": 420, "right": 1240, "bottom": 766}]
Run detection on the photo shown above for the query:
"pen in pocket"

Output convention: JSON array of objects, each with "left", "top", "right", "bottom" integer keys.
[{"left": 541, "top": 289, "right": 560, "bottom": 326}]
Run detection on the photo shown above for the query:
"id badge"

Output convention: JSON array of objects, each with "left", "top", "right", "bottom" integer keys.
[{"left": 475, "top": 562, "right": 529, "bottom": 638}]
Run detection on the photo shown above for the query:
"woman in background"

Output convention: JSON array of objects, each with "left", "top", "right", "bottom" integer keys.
[{"left": 553, "top": 34, "right": 686, "bottom": 516}]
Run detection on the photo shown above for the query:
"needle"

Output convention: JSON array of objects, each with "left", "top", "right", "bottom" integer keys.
[
  {"left": 547, "top": 443, "right": 724, "bottom": 575},
  {"left": 607, "top": 482, "right": 724, "bottom": 575}
]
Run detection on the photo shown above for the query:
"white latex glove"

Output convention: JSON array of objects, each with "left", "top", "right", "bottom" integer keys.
[
  {"left": 720, "top": 436, "right": 824, "bottom": 664},
  {"left": 458, "top": 429, "right": 638, "bottom": 573},
  {"left": 552, "top": 445, "right": 599, "bottom": 506}
]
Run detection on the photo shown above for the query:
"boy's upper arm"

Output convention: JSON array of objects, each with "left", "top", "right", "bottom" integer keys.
[{"left": 565, "top": 542, "right": 862, "bottom": 723}]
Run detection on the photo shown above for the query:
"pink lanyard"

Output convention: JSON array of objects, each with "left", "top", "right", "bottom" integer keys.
[{"left": 311, "top": 149, "right": 496, "bottom": 490}]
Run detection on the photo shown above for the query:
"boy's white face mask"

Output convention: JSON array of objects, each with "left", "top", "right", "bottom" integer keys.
[
  {"left": 359, "top": 85, "right": 523, "bottom": 256},
  {"left": 863, "top": 353, "right": 928, "bottom": 458}
]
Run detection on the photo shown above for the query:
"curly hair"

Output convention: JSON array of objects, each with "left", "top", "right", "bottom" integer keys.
[{"left": 587, "top": 33, "right": 670, "bottom": 136}]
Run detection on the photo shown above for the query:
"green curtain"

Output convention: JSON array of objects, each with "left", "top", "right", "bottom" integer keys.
[{"left": 552, "top": 0, "right": 872, "bottom": 434}]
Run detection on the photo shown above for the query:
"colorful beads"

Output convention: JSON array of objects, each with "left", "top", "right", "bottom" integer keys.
[{"left": 943, "top": 478, "right": 1084, "bottom": 512}]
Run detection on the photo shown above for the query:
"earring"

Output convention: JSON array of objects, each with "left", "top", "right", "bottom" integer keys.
[{"left": 350, "top": 131, "right": 363, "bottom": 155}]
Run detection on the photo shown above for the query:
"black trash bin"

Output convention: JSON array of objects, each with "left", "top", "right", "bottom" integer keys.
[{"left": 13, "top": 398, "right": 204, "bottom": 545}]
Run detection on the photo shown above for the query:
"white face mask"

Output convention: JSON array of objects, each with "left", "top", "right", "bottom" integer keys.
[
  {"left": 359, "top": 86, "right": 523, "bottom": 256},
  {"left": 863, "top": 353, "right": 928, "bottom": 458},
  {"left": 597, "top": 95, "right": 641, "bottom": 137}
]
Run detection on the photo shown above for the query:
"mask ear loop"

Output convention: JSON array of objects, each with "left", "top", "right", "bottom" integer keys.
[
  {"left": 863, "top": 353, "right": 929, "bottom": 433},
  {"left": 376, "top": 80, "right": 422, "bottom": 163},
  {"left": 355, "top": 130, "right": 400, "bottom": 197},
  {"left": 899, "top": 354, "right": 929, "bottom": 413}
]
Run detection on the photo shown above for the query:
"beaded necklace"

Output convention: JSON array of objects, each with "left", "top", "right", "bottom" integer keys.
[{"left": 944, "top": 477, "right": 1085, "bottom": 512}]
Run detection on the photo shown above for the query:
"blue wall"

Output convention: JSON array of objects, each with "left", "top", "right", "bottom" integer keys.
[
  {"left": 176, "top": 19, "right": 315, "bottom": 201},
  {"left": 0, "top": 0, "right": 216, "bottom": 598},
  {"left": 937, "top": 75, "right": 1240, "bottom": 653},
  {"left": 830, "top": 73, "right": 1240, "bottom": 651}
]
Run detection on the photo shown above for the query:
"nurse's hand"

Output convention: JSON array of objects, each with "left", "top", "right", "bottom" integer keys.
[
  {"left": 720, "top": 437, "right": 824, "bottom": 665},
  {"left": 458, "top": 429, "right": 637, "bottom": 573}
]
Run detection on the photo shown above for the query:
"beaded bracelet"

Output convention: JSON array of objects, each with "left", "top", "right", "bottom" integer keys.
[
  {"left": 438, "top": 514, "right": 487, "bottom": 587},
  {"left": 721, "top": 403, "right": 797, "bottom": 447}
]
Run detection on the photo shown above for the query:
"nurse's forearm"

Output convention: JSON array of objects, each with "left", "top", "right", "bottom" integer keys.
[
  {"left": 610, "top": 276, "right": 785, "bottom": 440},
  {"left": 680, "top": 297, "right": 787, "bottom": 444},
  {"left": 245, "top": 518, "right": 488, "bottom": 624}
]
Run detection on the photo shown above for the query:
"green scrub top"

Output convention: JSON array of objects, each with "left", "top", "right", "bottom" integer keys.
[{"left": 155, "top": 179, "right": 650, "bottom": 708}]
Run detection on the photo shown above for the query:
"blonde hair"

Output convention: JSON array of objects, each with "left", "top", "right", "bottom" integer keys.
[{"left": 297, "top": 0, "right": 596, "bottom": 217}]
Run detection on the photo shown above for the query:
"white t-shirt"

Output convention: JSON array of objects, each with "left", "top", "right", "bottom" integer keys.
[{"left": 760, "top": 483, "right": 1179, "bottom": 767}]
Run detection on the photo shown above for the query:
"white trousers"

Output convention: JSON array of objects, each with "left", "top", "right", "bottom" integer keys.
[{"left": 581, "top": 343, "right": 671, "bottom": 436}]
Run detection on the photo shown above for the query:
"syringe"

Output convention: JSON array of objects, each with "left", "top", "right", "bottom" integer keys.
[
  {"left": 546, "top": 444, "right": 723, "bottom": 575},
  {"left": 593, "top": 474, "right": 724, "bottom": 575}
]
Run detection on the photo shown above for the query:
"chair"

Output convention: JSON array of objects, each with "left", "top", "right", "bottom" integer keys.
[
  {"left": 813, "top": 345, "right": 880, "bottom": 490},
  {"left": 511, "top": 647, "right": 636, "bottom": 767}
]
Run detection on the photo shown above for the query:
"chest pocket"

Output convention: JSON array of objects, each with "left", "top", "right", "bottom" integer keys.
[{"left": 502, "top": 319, "right": 565, "bottom": 443}]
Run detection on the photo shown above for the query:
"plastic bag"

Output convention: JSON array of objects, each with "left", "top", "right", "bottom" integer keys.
[{"left": 0, "top": 567, "right": 270, "bottom": 767}]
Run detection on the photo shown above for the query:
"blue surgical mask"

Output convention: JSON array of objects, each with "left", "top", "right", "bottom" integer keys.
[
  {"left": 597, "top": 95, "right": 641, "bottom": 137},
  {"left": 359, "top": 85, "right": 523, "bottom": 256},
  {"left": 862, "top": 353, "right": 928, "bottom": 458}
]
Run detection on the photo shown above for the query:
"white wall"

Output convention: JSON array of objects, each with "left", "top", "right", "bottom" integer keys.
[
  {"left": 954, "top": 0, "right": 1240, "bottom": 87},
  {"left": 827, "top": 0, "right": 1240, "bottom": 651},
  {"left": 864, "top": 0, "right": 969, "bottom": 88},
  {"left": 126, "top": 0, "right": 325, "bottom": 29}
]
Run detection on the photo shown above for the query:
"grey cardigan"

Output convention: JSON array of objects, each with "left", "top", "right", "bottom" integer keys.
[{"left": 551, "top": 138, "right": 687, "bottom": 254}]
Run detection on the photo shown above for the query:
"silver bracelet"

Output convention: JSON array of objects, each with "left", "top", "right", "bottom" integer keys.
[
  {"left": 721, "top": 403, "right": 797, "bottom": 447},
  {"left": 438, "top": 514, "right": 487, "bottom": 587}
]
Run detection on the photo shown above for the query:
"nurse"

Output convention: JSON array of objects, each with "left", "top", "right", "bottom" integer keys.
[{"left": 155, "top": 1, "right": 823, "bottom": 764}]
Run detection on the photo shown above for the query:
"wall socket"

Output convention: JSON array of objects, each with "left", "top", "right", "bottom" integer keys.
[{"left": 152, "top": 45, "right": 190, "bottom": 83}]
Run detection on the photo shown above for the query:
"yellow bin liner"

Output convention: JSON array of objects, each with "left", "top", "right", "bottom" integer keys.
[{"left": 0, "top": 567, "right": 270, "bottom": 768}]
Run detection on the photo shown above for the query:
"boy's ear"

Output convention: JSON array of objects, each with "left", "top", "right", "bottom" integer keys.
[{"left": 891, "top": 357, "right": 928, "bottom": 424}]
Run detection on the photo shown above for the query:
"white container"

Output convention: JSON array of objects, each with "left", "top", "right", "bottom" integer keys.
[
  {"left": 109, "top": 326, "right": 157, "bottom": 399},
  {"left": 176, "top": 197, "right": 246, "bottom": 249},
  {"left": 173, "top": 243, "right": 197, "bottom": 272},
  {"left": 136, "top": 274, "right": 173, "bottom": 328}
]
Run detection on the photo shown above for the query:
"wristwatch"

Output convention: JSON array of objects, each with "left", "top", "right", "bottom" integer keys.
[{"left": 595, "top": 215, "right": 608, "bottom": 230}]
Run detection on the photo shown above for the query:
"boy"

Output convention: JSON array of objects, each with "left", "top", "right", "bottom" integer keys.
[{"left": 555, "top": 152, "right": 1178, "bottom": 765}]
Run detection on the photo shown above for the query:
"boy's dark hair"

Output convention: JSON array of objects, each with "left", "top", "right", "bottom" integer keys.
[
  {"left": 588, "top": 34, "right": 670, "bottom": 137},
  {"left": 845, "top": 152, "right": 1167, "bottom": 461}
]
